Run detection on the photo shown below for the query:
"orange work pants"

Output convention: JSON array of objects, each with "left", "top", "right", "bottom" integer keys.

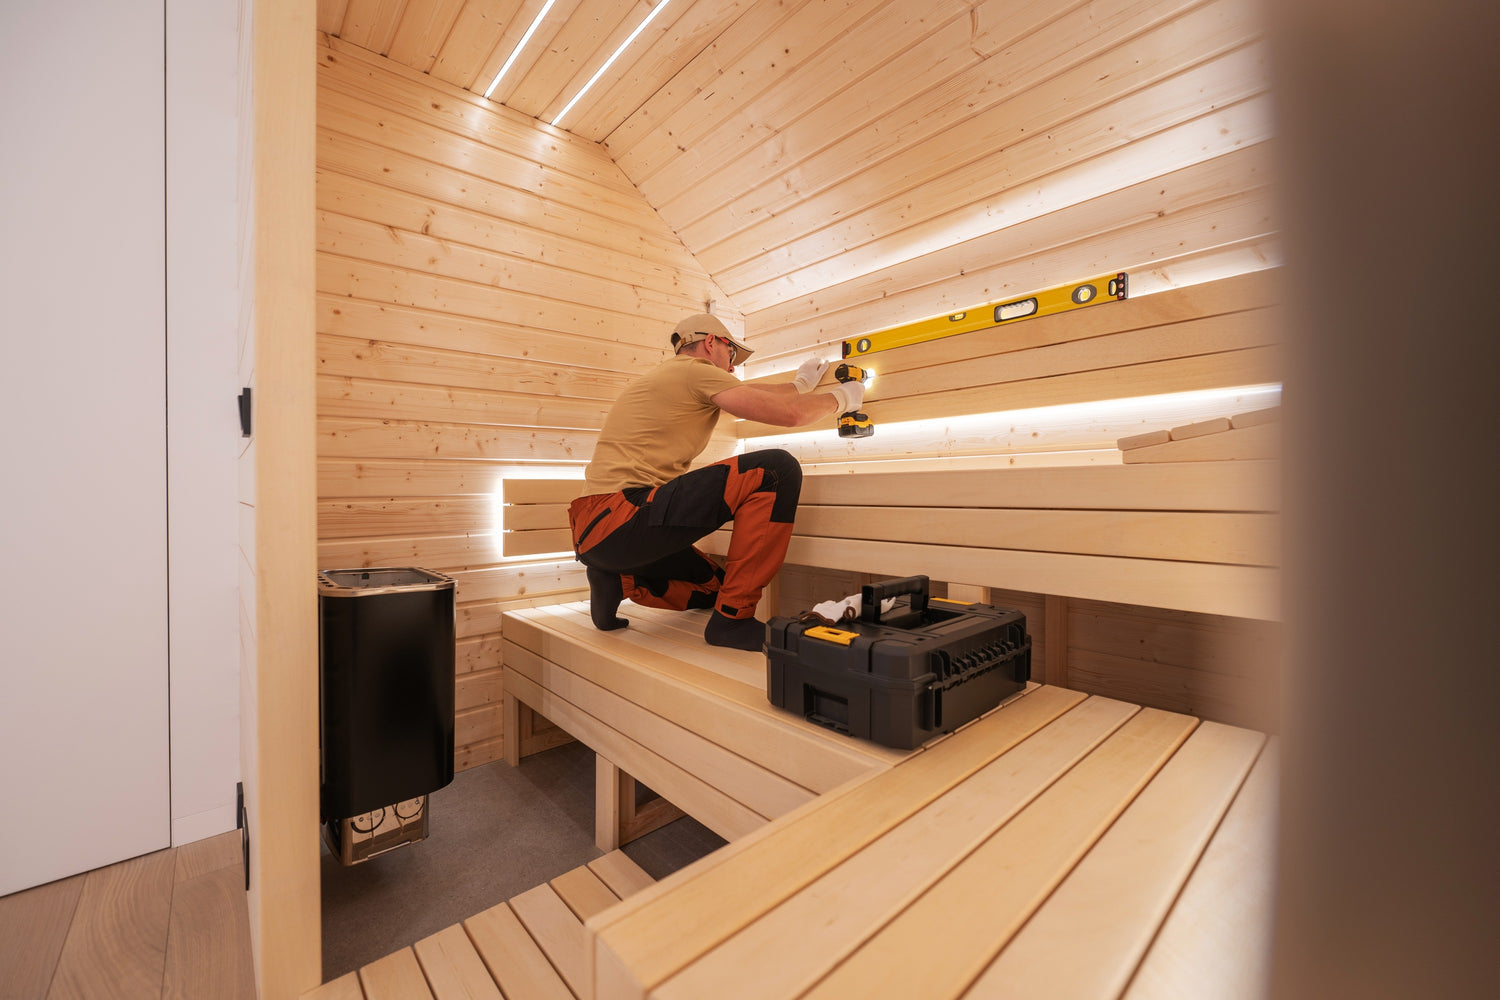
[{"left": 567, "top": 449, "right": 802, "bottom": 620}]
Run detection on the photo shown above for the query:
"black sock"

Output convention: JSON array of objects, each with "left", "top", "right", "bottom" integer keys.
[
  {"left": 704, "top": 611, "right": 766, "bottom": 652},
  {"left": 586, "top": 567, "right": 629, "bottom": 631}
]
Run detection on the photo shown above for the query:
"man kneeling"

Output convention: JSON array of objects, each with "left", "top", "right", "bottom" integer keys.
[{"left": 568, "top": 313, "right": 863, "bottom": 651}]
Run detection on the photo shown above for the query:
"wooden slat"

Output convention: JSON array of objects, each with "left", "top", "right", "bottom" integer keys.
[
  {"left": 465, "top": 900, "right": 574, "bottom": 1000},
  {"left": 746, "top": 160, "right": 1277, "bottom": 354},
  {"left": 503, "top": 667, "right": 772, "bottom": 841},
  {"left": 503, "top": 527, "right": 575, "bottom": 558},
  {"left": 588, "top": 851, "right": 657, "bottom": 901},
  {"left": 551, "top": 865, "right": 622, "bottom": 923},
  {"left": 707, "top": 42, "right": 1271, "bottom": 296},
  {"left": 302, "top": 971, "right": 365, "bottom": 1000},
  {"left": 318, "top": 208, "right": 704, "bottom": 326},
  {"left": 1122, "top": 420, "right": 1281, "bottom": 463},
  {"left": 411, "top": 922, "right": 503, "bottom": 1000},
  {"left": 316, "top": 415, "right": 597, "bottom": 464},
  {"left": 713, "top": 534, "right": 1281, "bottom": 621},
  {"left": 797, "top": 709, "right": 1200, "bottom": 1000},
  {"left": 739, "top": 345, "right": 1282, "bottom": 438},
  {"left": 359, "top": 947, "right": 434, "bottom": 1000},
  {"left": 504, "top": 639, "right": 812, "bottom": 818},
  {"left": 509, "top": 602, "right": 898, "bottom": 780},
  {"left": 320, "top": 34, "right": 642, "bottom": 196},
  {"left": 791, "top": 506, "right": 1279, "bottom": 566},
  {"left": 318, "top": 496, "right": 492, "bottom": 539},
  {"left": 504, "top": 502, "right": 572, "bottom": 531},
  {"left": 47, "top": 849, "right": 176, "bottom": 1000},
  {"left": 505, "top": 480, "right": 585, "bottom": 504},
  {"left": 1122, "top": 741, "right": 1278, "bottom": 999},
  {"left": 653, "top": 697, "right": 1143, "bottom": 1000},
  {"left": 318, "top": 330, "right": 633, "bottom": 401},
  {"left": 0, "top": 872, "right": 85, "bottom": 999},
  {"left": 509, "top": 884, "right": 590, "bottom": 998},
  {"left": 590, "top": 686, "right": 1084, "bottom": 999},
  {"left": 316, "top": 372, "right": 612, "bottom": 430},
  {"left": 316, "top": 85, "right": 665, "bottom": 229},
  {"left": 384, "top": 0, "right": 467, "bottom": 75},
  {"left": 162, "top": 864, "right": 255, "bottom": 999},
  {"left": 962, "top": 724, "right": 1266, "bottom": 998}
]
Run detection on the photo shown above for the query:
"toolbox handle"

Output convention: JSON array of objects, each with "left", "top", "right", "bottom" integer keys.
[{"left": 861, "top": 576, "right": 930, "bottom": 622}]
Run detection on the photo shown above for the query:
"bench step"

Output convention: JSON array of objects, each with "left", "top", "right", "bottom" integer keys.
[{"left": 302, "top": 850, "right": 656, "bottom": 1000}]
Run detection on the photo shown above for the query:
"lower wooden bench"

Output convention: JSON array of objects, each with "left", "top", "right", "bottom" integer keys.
[
  {"left": 302, "top": 850, "right": 656, "bottom": 1000},
  {"left": 588, "top": 685, "right": 1275, "bottom": 1000},
  {"left": 500, "top": 601, "right": 907, "bottom": 850}
]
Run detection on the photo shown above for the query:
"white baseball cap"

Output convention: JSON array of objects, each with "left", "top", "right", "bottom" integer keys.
[{"left": 670, "top": 313, "right": 754, "bottom": 361}]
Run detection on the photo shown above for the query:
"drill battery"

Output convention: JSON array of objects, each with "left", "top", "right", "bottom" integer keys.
[{"left": 766, "top": 576, "right": 1031, "bottom": 750}]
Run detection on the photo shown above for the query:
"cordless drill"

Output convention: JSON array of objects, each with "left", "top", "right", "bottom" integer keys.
[{"left": 835, "top": 363, "right": 874, "bottom": 438}]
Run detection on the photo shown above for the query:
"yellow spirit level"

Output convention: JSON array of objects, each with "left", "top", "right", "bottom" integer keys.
[{"left": 842, "top": 272, "right": 1128, "bottom": 359}]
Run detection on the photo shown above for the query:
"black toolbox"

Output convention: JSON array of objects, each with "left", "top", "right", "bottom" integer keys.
[{"left": 767, "top": 576, "right": 1032, "bottom": 750}]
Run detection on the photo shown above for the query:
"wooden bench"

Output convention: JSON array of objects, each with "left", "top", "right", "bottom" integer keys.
[
  {"left": 588, "top": 686, "right": 1274, "bottom": 1000},
  {"left": 302, "top": 850, "right": 657, "bottom": 1000},
  {"left": 501, "top": 602, "right": 907, "bottom": 850},
  {"left": 501, "top": 457, "right": 1280, "bottom": 623}
]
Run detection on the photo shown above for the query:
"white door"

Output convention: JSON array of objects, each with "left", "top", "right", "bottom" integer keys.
[{"left": 0, "top": 0, "right": 171, "bottom": 896}]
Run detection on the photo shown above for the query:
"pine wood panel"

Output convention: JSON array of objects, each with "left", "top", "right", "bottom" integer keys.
[
  {"left": 465, "top": 900, "right": 574, "bottom": 1000},
  {"left": 589, "top": 686, "right": 1087, "bottom": 996},
  {"left": 318, "top": 295, "right": 666, "bottom": 373},
  {"left": 798, "top": 709, "right": 1198, "bottom": 1000},
  {"left": 745, "top": 154, "right": 1277, "bottom": 357},
  {"left": 701, "top": 47, "right": 1271, "bottom": 295},
  {"left": 411, "top": 922, "right": 503, "bottom": 1000},
  {"left": 749, "top": 535, "right": 1280, "bottom": 621},
  {"left": 793, "top": 507, "right": 1277, "bottom": 566},
  {"left": 962, "top": 724, "right": 1264, "bottom": 999},
  {"left": 551, "top": 865, "right": 622, "bottom": 923},
  {"left": 358, "top": 947, "right": 435, "bottom": 1000},
  {"left": 652, "top": 696, "right": 1142, "bottom": 1000},
  {"left": 316, "top": 372, "right": 612, "bottom": 428},
  {"left": 1122, "top": 741, "right": 1277, "bottom": 999},
  {"left": 316, "top": 415, "right": 597, "bottom": 462}
]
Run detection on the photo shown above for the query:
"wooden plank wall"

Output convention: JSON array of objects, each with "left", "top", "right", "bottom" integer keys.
[
  {"left": 313, "top": 37, "right": 737, "bottom": 771},
  {"left": 605, "top": 0, "right": 1278, "bottom": 367}
]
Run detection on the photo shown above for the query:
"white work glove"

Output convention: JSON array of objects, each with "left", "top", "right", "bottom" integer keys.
[
  {"left": 792, "top": 358, "right": 831, "bottom": 394},
  {"left": 828, "top": 379, "right": 865, "bottom": 413},
  {"left": 811, "top": 593, "right": 895, "bottom": 623}
]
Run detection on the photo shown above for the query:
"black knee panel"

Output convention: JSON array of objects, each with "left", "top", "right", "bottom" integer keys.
[{"left": 739, "top": 448, "right": 803, "bottom": 522}]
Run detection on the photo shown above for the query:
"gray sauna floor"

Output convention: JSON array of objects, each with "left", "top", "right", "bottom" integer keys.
[{"left": 320, "top": 739, "right": 725, "bottom": 982}]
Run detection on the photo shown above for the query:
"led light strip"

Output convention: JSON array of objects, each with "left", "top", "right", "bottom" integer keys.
[
  {"left": 552, "top": 0, "right": 676, "bottom": 130},
  {"left": 484, "top": 0, "right": 559, "bottom": 99}
]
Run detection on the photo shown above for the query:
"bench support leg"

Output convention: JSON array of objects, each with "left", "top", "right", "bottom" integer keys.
[
  {"left": 503, "top": 693, "right": 521, "bottom": 767},
  {"left": 594, "top": 755, "right": 685, "bottom": 853},
  {"left": 596, "top": 755, "right": 622, "bottom": 851},
  {"left": 1045, "top": 594, "right": 1069, "bottom": 687}
]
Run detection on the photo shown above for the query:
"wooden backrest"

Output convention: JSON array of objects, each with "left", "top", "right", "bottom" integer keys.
[{"left": 733, "top": 268, "right": 1281, "bottom": 440}]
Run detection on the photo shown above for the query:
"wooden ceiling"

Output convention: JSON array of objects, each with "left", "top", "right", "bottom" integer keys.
[{"left": 318, "top": 0, "right": 1277, "bottom": 365}]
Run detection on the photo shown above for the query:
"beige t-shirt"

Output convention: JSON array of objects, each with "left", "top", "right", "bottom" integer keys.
[{"left": 583, "top": 354, "right": 741, "bottom": 494}]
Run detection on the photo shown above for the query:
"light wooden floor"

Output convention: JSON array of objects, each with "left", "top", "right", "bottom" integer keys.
[{"left": 0, "top": 830, "right": 254, "bottom": 1000}]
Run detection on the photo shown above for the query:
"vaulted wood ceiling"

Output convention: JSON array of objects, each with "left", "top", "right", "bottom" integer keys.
[{"left": 318, "top": 0, "right": 1277, "bottom": 364}]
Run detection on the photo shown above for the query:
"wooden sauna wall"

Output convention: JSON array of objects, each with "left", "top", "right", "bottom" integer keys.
[
  {"left": 313, "top": 37, "right": 737, "bottom": 770},
  {"left": 605, "top": 0, "right": 1278, "bottom": 372}
]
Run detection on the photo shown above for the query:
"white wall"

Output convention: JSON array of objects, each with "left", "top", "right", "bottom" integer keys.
[
  {"left": 0, "top": 0, "right": 170, "bottom": 895},
  {"left": 166, "top": 0, "right": 245, "bottom": 846}
]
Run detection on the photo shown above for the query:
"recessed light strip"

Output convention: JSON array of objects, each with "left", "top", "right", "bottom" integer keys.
[
  {"left": 552, "top": 0, "right": 676, "bottom": 130},
  {"left": 484, "top": 0, "right": 559, "bottom": 100}
]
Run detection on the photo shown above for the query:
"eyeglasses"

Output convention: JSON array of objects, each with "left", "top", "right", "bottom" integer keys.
[{"left": 714, "top": 335, "right": 742, "bottom": 366}]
